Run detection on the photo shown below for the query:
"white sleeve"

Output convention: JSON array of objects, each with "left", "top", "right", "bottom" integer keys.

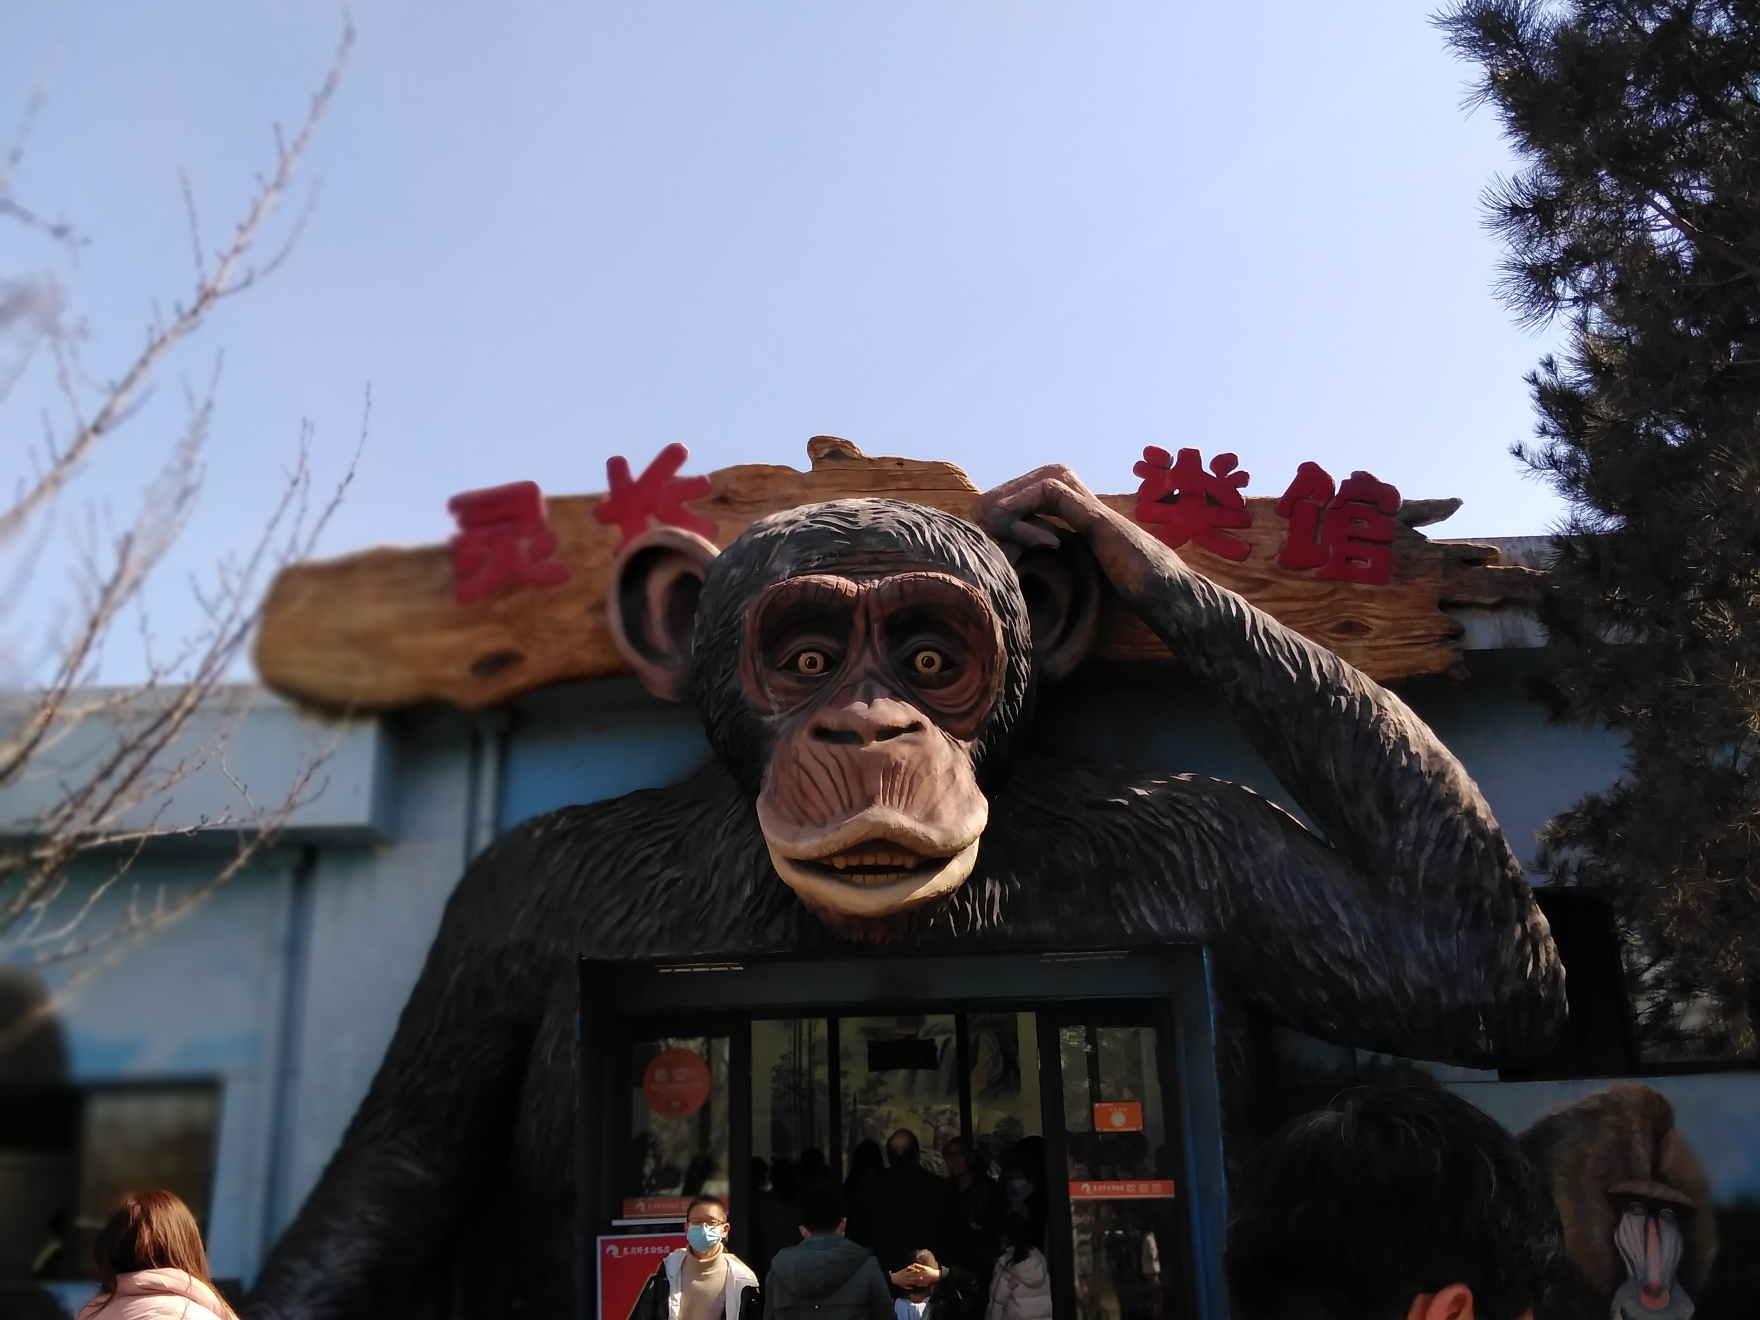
[{"left": 985, "top": 1267, "right": 1013, "bottom": 1320}]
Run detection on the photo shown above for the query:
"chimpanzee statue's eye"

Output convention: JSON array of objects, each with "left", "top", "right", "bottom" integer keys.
[
  {"left": 793, "top": 650, "right": 829, "bottom": 676},
  {"left": 912, "top": 649, "right": 946, "bottom": 675}
]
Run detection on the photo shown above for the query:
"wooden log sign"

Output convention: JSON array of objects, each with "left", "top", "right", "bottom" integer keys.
[{"left": 253, "top": 437, "right": 1542, "bottom": 712}]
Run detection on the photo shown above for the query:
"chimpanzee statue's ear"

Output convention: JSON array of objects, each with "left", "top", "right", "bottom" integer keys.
[
  {"left": 608, "top": 527, "right": 720, "bottom": 702},
  {"left": 1012, "top": 528, "right": 1101, "bottom": 681}
]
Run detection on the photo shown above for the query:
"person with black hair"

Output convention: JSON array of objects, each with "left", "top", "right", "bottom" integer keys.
[
  {"left": 852, "top": 1130, "right": 950, "bottom": 1271},
  {"left": 940, "top": 1136, "right": 1008, "bottom": 1278},
  {"left": 797, "top": 1148, "right": 834, "bottom": 1190},
  {"left": 765, "top": 1183, "right": 893, "bottom": 1320},
  {"left": 627, "top": 1195, "right": 760, "bottom": 1320},
  {"left": 889, "top": 1248, "right": 983, "bottom": 1320},
  {"left": 756, "top": 1157, "right": 802, "bottom": 1277},
  {"left": 1225, "top": 1087, "right": 1566, "bottom": 1320},
  {"left": 844, "top": 1141, "right": 884, "bottom": 1203},
  {"left": 984, "top": 1215, "right": 1051, "bottom": 1320}
]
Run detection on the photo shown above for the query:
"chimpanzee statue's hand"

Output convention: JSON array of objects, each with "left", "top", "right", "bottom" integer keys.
[{"left": 976, "top": 463, "right": 1184, "bottom": 602}]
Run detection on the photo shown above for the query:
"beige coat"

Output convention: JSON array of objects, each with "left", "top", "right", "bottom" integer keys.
[
  {"left": 662, "top": 1246, "right": 760, "bottom": 1320},
  {"left": 75, "top": 1269, "right": 235, "bottom": 1320}
]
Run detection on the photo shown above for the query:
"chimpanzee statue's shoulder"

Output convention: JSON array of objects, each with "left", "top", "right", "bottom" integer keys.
[
  {"left": 448, "top": 760, "right": 830, "bottom": 966},
  {"left": 932, "top": 750, "right": 1291, "bottom": 947}
]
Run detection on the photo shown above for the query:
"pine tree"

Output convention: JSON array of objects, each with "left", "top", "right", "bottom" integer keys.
[{"left": 1439, "top": 0, "right": 1760, "bottom": 1060}]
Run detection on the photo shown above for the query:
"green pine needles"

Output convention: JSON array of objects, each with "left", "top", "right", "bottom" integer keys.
[{"left": 1440, "top": 0, "right": 1760, "bottom": 1061}]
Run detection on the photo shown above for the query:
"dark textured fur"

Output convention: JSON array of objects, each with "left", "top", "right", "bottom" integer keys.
[{"left": 247, "top": 500, "right": 1564, "bottom": 1320}]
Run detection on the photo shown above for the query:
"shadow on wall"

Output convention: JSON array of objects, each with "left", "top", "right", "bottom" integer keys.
[
  {"left": 0, "top": 967, "right": 78, "bottom": 1317},
  {"left": 0, "top": 969, "right": 228, "bottom": 1317}
]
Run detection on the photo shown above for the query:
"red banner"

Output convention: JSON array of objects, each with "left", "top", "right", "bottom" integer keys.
[
  {"left": 599, "top": 1233, "right": 684, "bottom": 1320},
  {"left": 1068, "top": 1179, "right": 1175, "bottom": 1201}
]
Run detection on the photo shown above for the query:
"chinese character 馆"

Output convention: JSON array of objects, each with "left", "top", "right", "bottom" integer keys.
[{"left": 1274, "top": 462, "right": 1402, "bottom": 585}]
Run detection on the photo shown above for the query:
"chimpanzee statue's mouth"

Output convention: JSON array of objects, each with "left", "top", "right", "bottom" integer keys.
[
  {"left": 800, "top": 843, "right": 945, "bottom": 887},
  {"left": 757, "top": 800, "right": 986, "bottom": 921},
  {"left": 767, "top": 843, "right": 976, "bottom": 917}
]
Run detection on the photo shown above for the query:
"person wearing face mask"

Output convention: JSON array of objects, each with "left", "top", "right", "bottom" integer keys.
[{"left": 628, "top": 1196, "right": 761, "bottom": 1320}]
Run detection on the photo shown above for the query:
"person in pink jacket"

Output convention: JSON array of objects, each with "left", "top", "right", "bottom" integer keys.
[{"left": 75, "top": 1190, "right": 236, "bottom": 1320}]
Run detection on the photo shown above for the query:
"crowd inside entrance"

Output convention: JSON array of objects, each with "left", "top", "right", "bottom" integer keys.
[
  {"left": 616, "top": 1003, "right": 1189, "bottom": 1320},
  {"left": 746, "top": 1128, "right": 1049, "bottom": 1320},
  {"left": 628, "top": 1086, "right": 1593, "bottom": 1320},
  {"left": 634, "top": 1127, "right": 1050, "bottom": 1320}
]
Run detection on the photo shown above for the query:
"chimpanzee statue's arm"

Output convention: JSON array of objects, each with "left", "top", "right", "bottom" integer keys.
[
  {"left": 979, "top": 467, "right": 1565, "bottom": 1067},
  {"left": 244, "top": 825, "right": 555, "bottom": 1319}
]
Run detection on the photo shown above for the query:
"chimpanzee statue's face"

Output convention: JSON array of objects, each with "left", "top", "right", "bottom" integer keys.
[
  {"left": 742, "top": 563, "right": 1006, "bottom": 919},
  {"left": 608, "top": 500, "right": 1097, "bottom": 935}
]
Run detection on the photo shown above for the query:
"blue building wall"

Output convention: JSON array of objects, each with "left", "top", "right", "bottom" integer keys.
[
  {"left": 35, "top": 853, "right": 301, "bottom": 1279},
  {"left": 498, "top": 680, "right": 710, "bottom": 830},
  {"left": 2, "top": 698, "right": 481, "bottom": 1289}
]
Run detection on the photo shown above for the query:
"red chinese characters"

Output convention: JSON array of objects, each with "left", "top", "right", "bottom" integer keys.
[
  {"left": 447, "top": 481, "right": 571, "bottom": 605},
  {"left": 1133, "top": 446, "right": 1253, "bottom": 562},
  {"left": 1274, "top": 463, "right": 1402, "bottom": 585},
  {"left": 594, "top": 443, "right": 716, "bottom": 546}
]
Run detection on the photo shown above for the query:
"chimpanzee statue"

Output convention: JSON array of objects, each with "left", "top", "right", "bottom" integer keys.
[{"left": 247, "top": 467, "right": 1564, "bottom": 1318}]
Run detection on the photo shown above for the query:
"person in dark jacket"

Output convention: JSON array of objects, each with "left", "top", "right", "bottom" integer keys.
[
  {"left": 852, "top": 1130, "right": 949, "bottom": 1271},
  {"left": 765, "top": 1184, "right": 893, "bottom": 1320},
  {"left": 753, "top": 1157, "right": 801, "bottom": 1280},
  {"left": 843, "top": 1140, "right": 884, "bottom": 1205},
  {"left": 890, "top": 1249, "right": 984, "bottom": 1320},
  {"left": 938, "top": 1137, "right": 1008, "bottom": 1278}
]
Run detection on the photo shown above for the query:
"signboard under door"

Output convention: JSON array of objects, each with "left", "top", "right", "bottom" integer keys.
[{"left": 598, "top": 1232, "right": 684, "bottom": 1320}]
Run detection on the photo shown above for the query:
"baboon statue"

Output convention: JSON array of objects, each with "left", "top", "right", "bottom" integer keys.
[{"left": 1521, "top": 1085, "right": 1717, "bottom": 1320}]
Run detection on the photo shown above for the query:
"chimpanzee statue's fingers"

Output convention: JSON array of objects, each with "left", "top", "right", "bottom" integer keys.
[
  {"left": 977, "top": 468, "right": 1107, "bottom": 549},
  {"left": 980, "top": 467, "right": 1187, "bottom": 603}
]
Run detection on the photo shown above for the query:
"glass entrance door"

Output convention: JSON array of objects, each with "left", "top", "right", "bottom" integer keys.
[
  {"left": 584, "top": 949, "right": 1225, "bottom": 1320},
  {"left": 1045, "top": 1016, "right": 1186, "bottom": 1320},
  {"left": 618, "top": 1032, "right": 731, "bottom": 1219},
  {"left": 726, "top": 1007, "right": 1186, "bottom": 1320}
]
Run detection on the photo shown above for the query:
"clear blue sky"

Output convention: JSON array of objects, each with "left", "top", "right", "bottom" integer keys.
[{"left": 3, "top": 1, "right": 1563, "bottom": 679}]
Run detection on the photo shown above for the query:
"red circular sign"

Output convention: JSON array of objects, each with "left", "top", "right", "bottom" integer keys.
[{"left": 642, "top": 1048, "right": 711, "bottom": 1118}]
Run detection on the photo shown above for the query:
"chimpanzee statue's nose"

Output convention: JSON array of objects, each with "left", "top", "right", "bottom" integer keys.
[{"left": 809, "top": 697, "right": 927, "bottom": 746}]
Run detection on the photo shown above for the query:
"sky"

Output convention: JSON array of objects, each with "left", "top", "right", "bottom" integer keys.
[{"left": 1, "top": 1, "right": 1565, "bottom": 681}]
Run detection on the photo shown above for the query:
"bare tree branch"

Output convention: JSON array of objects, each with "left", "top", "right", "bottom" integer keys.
[
  {"left": 0, "top": 23, "right": 364, "bottom": 1042},
  {"left": 0, "top": 18, "right": 355, "bottom": 545},
  {"left": 0, "top": 74, "right": 80, "bottom": 251}
]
